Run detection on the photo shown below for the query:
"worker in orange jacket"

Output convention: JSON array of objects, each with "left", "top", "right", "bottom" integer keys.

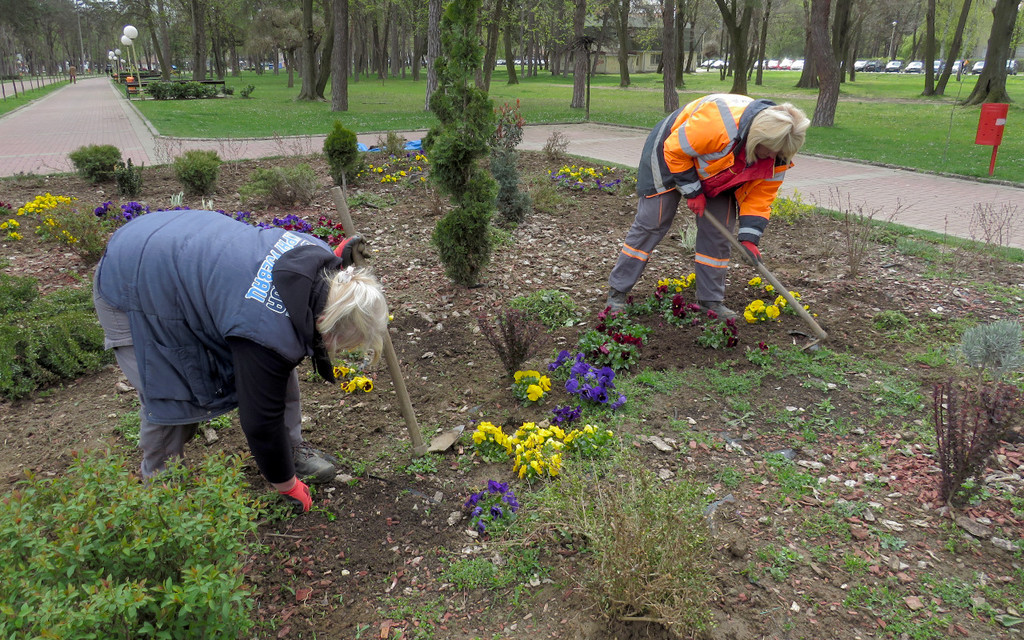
[{"left": 607, "top": 93, "right": 809, "bottom": 318}]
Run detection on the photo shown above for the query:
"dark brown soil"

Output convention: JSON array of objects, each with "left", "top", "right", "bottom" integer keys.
[{"left": 1, "top": 151, "right": 1022, "bottom": 640}]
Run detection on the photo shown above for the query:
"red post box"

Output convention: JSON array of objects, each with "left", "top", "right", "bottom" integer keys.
[{"left": 976, "top": 103, "right": 1009, "bottom": 176}]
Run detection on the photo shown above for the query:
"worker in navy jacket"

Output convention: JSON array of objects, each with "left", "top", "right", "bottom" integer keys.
[{"left": 94, "top": 210, "right": 388, "bottom": 512}]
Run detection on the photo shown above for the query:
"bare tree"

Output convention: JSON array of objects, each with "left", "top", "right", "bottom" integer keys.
[
  {"left": 425, "top": 0, "right": 440, "bottom": 110},
  {"left": 711, "top": 0, "right": 757, "bottom": 94},
  {"left": 570, "top": 0, "right": 586, "bottom": 108},
  {"left": 662, "top": 0, "right": 678, "bottom": 112},
  {"left": 296, "top": 0, "right": 319, "bottom": 100},
  {"left": 331, "top": 0, "right": 349, "bottom": 111},
  {"left": 935, "top": 0, "right": 974, "bottom": 95}
]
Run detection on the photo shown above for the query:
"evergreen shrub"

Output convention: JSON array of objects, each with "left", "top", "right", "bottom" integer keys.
[
  {"left": 174, "top": 150, "right": 221, "bottom": 196},
  {"left": 323, "top": 121, "right": 361, "bottom": 187},
  {"left": 68, "top": 144, "right": 122, "bottom": 183},
  {"left": 115, "top": 158, "right": 144, "bottom": 197}
]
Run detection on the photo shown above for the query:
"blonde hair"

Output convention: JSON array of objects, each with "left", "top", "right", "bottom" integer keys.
[
  {"left": 746, "top": 103, "right": 810, "bottom": 163},
  {"left": 316, "top": 266, "right": 389, "bottom": 366}
]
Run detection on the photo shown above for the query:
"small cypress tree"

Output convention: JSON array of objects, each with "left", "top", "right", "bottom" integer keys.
[
  {"left": 425, "top": 0, "right": 496, "bottom": 287},
  {"left": 323, "top": 120, "right": 361, "bottom": 191}
]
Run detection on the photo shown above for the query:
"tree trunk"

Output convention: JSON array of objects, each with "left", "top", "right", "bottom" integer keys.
[
  {"left": 755, "top": 0, "right": 772, "bottom": 85},
  {"left": 962, "top": 0, "right": 1018, "bottom": 104},
  {"left": 809, "top": 0, "right": 839, "bottom": 126},
  {"left": 830, "top": 0, "right": 851, "bottom": 82},
  {"left": 570, "top": 0, "right": 587, "bottom": 108},
  {"left": 795, "top": 0, "right": 818, "bottom": 88},
  {"left": 662, "top": 0, "right": 678, "bottom": 112},
  {"left": 922, "top": 0, "right": 936, "bottom": 95},
  {"left": 614, "top": 0, "right": 631, "bottom": 87},
  {"left": 674, "top": 0, "right": 686, "bottom": 87},
  {"left": 297, "top": 0, "right": 318, "bottom": 99},
  {"left": 316, "top": 0, "right": 335, "bottom": 98},
  {"left": 155, "top": 0, "right": 172, "bottom": 80},
  {"left": 190, "top": 0, "right": 207, "bottom": 81},
  {"left": 482, "top": 0, "right": 504, "bottom": 90},
  {"left": 412, "top": 32, "right": 423, "bottom": 80},
  {"left": 332, "top": 0, "right": 349, "bottom": 111},
  {"left": 504, "top": 28, "right": 519, "bottom": 84},
  {"left": 425, "top": 0, "right": 440, "bottom": 110},
  {"left": 936, "top": 0, "right": 973, "bottom": 95}
]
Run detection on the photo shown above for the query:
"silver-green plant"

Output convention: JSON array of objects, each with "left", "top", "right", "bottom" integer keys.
[{"left": 960, "top": 319, "right": 1024, "bottom": 381}]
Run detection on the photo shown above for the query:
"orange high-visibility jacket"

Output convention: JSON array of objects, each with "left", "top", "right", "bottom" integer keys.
[{"left": 636, "top": 93, "right": 792, "bottom": 245}]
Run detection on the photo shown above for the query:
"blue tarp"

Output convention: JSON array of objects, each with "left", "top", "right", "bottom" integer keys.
[{"left": 356, "top": 139, "right": 423, "bottom": 153}]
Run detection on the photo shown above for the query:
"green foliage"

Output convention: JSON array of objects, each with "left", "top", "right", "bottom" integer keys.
[
  {"left": 0, "top": 450, "right": 259, "bottom": 638},
  {"left": 426, "top": 0, "right": 497, "bottom": 286},
  {"left": 33, "top": 200, "right": 108, "bottom": 265},
  {"left": 144, "top": 81, "right": 219, "bottom": 100},
  {"left": 960, "top": 319, "right": 1024, "bottom": 380},
  {"left": 770, "top": 191, "right": 815, "bottom": 224},
  {"left": 491, "top": 149, "right": 531, "bottom": 226},
  {"left": 577, "top": 329, "right": 640, "bottom": 372},
  {"left": 873, "top": 310, "right": 911, "bottom": 331},
  {"left": 323, "top": 121, "right": 361, "bottom": 187},
  {"left": 68, "top": 144, "right": 122, "bottom": 183},
  {"left": 0, "top": 272, "right": 39, "bottom": 316},
  {"left": 0, "top": 284, "right": 110, "bottom": 400},
  {"left": 114, "top": 158, "right": 144, "bottom": 197},
  {"left": 540, "top": 456, "right": 715, "bottom": 631},
  {"left": 491, "top": 100, "right": 525, "bottom": 151},
  {"left": 238, "top": 164, "right": 319, "bottom": 206},
  {"left": 173, "top": 149, "right": 222, "bottom": 196},
  {"left": 507, "top": 289, "right": 580, "bottom": 330},
  {"left": 239, "top": 84, "right": 256, "bottom": 98}
]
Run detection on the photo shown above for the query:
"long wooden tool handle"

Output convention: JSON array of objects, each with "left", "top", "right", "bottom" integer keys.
[
  {"left": 701, "top": 211, "right": 828, "bottom": 342},
  {"left": 331, "top": 187, "right": 428, "bottom": 456}
]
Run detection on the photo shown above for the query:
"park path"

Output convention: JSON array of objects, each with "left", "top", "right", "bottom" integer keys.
[{"left": 1, "top": 75, "right": 1022, "bottom": 249}]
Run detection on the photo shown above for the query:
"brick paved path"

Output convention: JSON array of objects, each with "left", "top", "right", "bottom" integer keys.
[{"left": 2, "top": 78, "right": 1022, "bottom": 249}]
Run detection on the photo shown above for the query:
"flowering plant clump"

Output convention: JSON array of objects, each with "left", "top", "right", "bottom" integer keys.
[
  {"left": 17, "top": 193, "right": 75, "bottom": 217},
  {"left": 549, "top": 350, "right": 627, "bottom": 410},
  {"left": 657, "top": 274, "right": 696, "bottom": 295},
  {"left": 551, "top": 404, "right": 583, "bottom": 426},
  {"left": 746, "top": 341, "right": 778, "bottom": 367},
  {"left": 1, "top": 217, "right": 21, "bottom": 240},
  {"left": 464, "top": 480, "right": 520, "bottom": 536},
  {"left": 697, "top": 315, "right": 740, "bottom": 349},
  {"left": 470, "top": 421, "right": 512, "bottom": 462},
  {"left": 492, "top": 100, "right": 525, "bottom": 151},
  {"left": 563, "top": 424, "right": 616, "bottom": 459},
  {"left": 310, "top": 215, "right": 346, "bottom": 246},
  {"left": 771, "top": 292, "right": 810, "bottom": 316},
  {"left": 512, "top": 370, "right": 552, "bottom": 403},
  {"left": 470, "top": 418, "right": 618, "bottom": 479},
  {"left": 743, "top": 299, "right": 782, "bottom": 324},
  {"left": 333, "top": 364, "right": 373, "bottom": 393},
  {"left": 665, "top": 294, "right": 704, "bottom": 327},
  {"left": 549, "top": 164, "right": 623, "bottom": 193},
  {"left": 367, "top": 153, "right": 429, "bottom": 185}
]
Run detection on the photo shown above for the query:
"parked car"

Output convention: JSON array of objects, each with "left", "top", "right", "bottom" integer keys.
[
  {"left": 767, "top": 59, "right": 780, "bottom": 69},
  {"left": 904, "top": 60, "right": 924, "bottom": 73},
  {"left": 779, "top": 58, "right": 794, "bottom": 69},
  {"left": 884, "top": 60, "right": 903, "bottom": 72},
  {"left": 933, "top": 60, "right": 945, "bottom": 73},
  {"left": 853, "top": 60, "right": 867, "bottom": 71},
  {"left": 790, "top": 59, "right": 805, "bottom": 71},
  {"left": 950, "top": 60, "right": 964, "bottom": 74},
  {"left": 1007, "top": 60, "right": 1019, "bottom": 75},
  {"left": 863, "top": 60, "right": 884, "bottom": 72},
  {"left": 972, "top": 60, "right": 985, "bottom": 74}
]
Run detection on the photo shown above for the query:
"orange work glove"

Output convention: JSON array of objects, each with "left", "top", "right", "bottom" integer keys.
[
  {"left": 279, "top": 478, "right": 312, "bottom": 513},
  {"left": 686, "top": 194, "right": 706, "bottom": 217}
]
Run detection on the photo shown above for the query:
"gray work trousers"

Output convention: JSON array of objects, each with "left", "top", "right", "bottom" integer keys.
[
  {"left": 92, "top": 267, "right": 303, "bottom": 478},
  {"left": 608, "top": 190, "right": 737, "bottom": 303}
]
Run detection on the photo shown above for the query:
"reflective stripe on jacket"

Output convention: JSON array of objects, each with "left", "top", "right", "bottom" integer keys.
[{"left": 636, "top": 93, "right": 791, "bottom": 244}]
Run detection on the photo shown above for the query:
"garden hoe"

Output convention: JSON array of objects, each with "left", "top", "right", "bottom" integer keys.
[
  {"left": 330, "top": 186, "right": 429, "bottom": 457},
  {"left": 701, "top": 212, "right": 828, "bottom": 349}
]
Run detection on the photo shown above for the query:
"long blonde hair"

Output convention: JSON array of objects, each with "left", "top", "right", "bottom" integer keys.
[
  {"left": 746, "top": 103, "right": 810, "bottom": 163},
  {"left": 316, "top": 266, "right": 389, "bottom": 365}
]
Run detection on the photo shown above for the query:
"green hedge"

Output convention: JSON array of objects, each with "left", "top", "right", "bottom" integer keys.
[
  {"left": 0, "top": 451, "right": 260, "bottom": 638},
  {"left": 0, "top": 279, "right": 110, "bottom": 401},
  {"left": 145, "top": 81, "right": 220, "bottom": 100}
]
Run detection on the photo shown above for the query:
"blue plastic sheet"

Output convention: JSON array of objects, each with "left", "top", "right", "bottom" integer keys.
[{"left": 356, "top": 139, "right": 422, "bottom": 153}]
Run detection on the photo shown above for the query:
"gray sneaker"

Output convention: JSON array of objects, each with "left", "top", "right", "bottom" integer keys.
[
  {"left": 606, "top": 288, "right": 628, "bottom": 312},
  {"left": 293, "top": 442, "right": 338, "bottom": 484},
  {"left": 698, "top": 300, "right": 738, "bottom": 320}
]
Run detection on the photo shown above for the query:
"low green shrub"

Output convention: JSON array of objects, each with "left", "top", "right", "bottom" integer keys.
[
  {"left": 115, "top": 158, "right": 144, "bottom": 197},
  {"left": 491, "top": 149, "right": 531, "bottom": 226},
  {"left": 239, "top": 84, "right": 255, "bottom": 98},
  {"left": 68, "top": 144, "right": 122, "bottom": 183},
  {"left": 507, "top": 289, "right": 580, "bottom": 329},
  {"left": 239, "top": 164, "right": 319, "bottom": 206},
  {"left": 539, "top": 456, "right": 716, "bottom": 632},
  {"left": 145, "top": 81, "right": 219, "bottom": 100},
  {"left": 0, "top": 272, "right": 39, "bottom": 316},
  {"left": 174, "top": 149, "right": 222, "bottom": 196},
  {"left": 0, "top": 284, "right": 110, "bottom": 400},
  {"left": 0, "top": 450, "right": 260, "bottom": 638},
  {"left": 33, "top": 200, "right": 108, "bottom": 264}
]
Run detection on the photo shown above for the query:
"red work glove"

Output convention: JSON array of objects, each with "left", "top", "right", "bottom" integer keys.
[
  {"left": 740, "top": 240, "right": 762, "bottom": 262},
  {"left": 686, "top": 194, "right": 706, "bottom": 217},
  {"left": 279, "top": 478, "right": 312, "bottom": 513}
]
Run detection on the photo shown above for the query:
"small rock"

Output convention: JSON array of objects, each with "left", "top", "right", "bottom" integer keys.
[
  {"left": 647, "top": 435, "right": 674, "bottom": 452},
  {"left": 991, "top": 537, "right": 1016, "bottom": 551},
  {"left": 955, "top": 515, "right": 993, "bottom": 539},
  {"left": 905, "top": 595, "right": 925, "bottom": 611},
  {"left": 420, "top": 352, "right": 435, "bottom": 359},
  {"left": 657, "top": 468, "right": 675, "bottom": 480},
  {"left": 851, "top": 526, "right": 870, "bottom": 541},
  {"left": 447, "top": 511, "right": 462, "bottom": 527}
]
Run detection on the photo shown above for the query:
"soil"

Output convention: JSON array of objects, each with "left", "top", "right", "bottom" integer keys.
[{"left": 1, "top": 151, "right": 1023, "bottom": 640}]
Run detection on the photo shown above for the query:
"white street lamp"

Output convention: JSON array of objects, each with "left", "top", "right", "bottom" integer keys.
[
  {"left": 123, "top": 25, "right": 138, "bottom": 40},
  {"left": 889, "top": 21, "right": 898, "bottom": 60}
]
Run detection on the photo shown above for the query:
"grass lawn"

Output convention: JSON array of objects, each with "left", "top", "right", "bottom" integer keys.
[
  {"left": 0, "top": 76, "right": 67, "bottom": 118},
  {"left": 131, "top": 69, "right": 1024, "bottom": 183}
]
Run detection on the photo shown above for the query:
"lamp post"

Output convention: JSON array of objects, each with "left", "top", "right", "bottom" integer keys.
[
  {"left": 114, "top": 48, "right": 122, "bottom": 81},
  {"left": 889, "top": 21, "right": 898, "bottom": 60},
  {"left": 75, "top": 1, "right": 85, "bottom": 71}
]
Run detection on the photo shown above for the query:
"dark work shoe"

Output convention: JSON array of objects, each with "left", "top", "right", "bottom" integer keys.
[
  {"left": 606, "top": 288, "right": 628, "bottom": 313},
  {"left": 293, "top": 442, "right": 338, "bottom": 484},
  {"left": 698, "top": 300, "right": 738, "bottom": 320}
]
